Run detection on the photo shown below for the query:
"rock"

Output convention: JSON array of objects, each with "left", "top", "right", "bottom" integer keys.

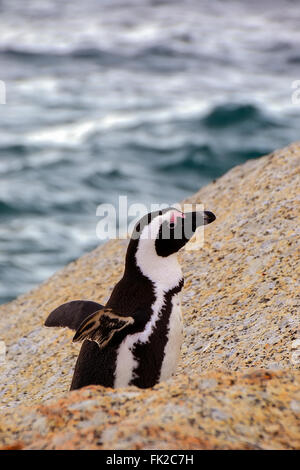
[{"left": 0, "top": 142, "right": 299, "bottom": 449}]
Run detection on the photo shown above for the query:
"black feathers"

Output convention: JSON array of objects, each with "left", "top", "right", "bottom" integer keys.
[{"left": 45, "top": 300, "right": 104, "bottom": 331}]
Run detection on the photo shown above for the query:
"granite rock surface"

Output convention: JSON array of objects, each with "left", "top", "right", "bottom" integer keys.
[{"left": 0, "top": 142, "right": 299, "bottom": 449}]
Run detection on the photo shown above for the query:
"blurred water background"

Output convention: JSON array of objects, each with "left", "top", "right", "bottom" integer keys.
[{"left": 0, "top": 0, "right": 300, "bottom": 304}]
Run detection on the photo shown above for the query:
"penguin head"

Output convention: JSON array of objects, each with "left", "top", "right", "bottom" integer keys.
[
  {"left": 156, "top": 208, "right": 215, "bottom": 257},
  {"left": 129, "top": 206, "right": 216, "bottom": 259}
]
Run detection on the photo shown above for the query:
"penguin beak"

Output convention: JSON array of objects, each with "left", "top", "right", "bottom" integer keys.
[
  {"left": 185, "top": 210, "right": 216, "bottom": 228},
  {"left": 181, "top": 210, "right": 216, "bottom": 240},
  {"left": 202, "top": 211, "right": 216, "bottom": 226}
]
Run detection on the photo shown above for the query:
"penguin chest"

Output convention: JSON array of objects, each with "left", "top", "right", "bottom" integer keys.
[
  {"left": 159, "top": 292, "right": 183, "bottom": 382},
  {"left": 113, "top": 292, "right": 183, "bottom": 388}
]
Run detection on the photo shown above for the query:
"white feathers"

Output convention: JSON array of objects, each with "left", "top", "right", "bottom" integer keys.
[
  {"left": 113, "top": 337, "right": 139, "bottom": 388},
  {"left": 135, "top": 211, "right": 183, "bottom": 290},
  {"left": 114, "top": 288, "right": 183, "bottom": 388},
  {"left": 113, "top": 283, "right": 167, "bottom": 388}
]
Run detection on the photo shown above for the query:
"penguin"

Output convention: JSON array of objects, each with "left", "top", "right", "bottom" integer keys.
[{"left": 45, "top": 207, "right": 216, "bottom": 390}]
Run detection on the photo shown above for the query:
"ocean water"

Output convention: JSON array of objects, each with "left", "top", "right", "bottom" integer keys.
[{"left": 0, "top": 0, "right": 300, "bottom": 304}]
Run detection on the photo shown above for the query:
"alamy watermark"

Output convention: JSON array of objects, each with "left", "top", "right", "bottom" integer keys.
[
  {"left": 291, "top": 80, "right": 300, "bottom": 105},
  {"left": 0, "top": 81, "right": 6, "bottom": 104},
  {"left": 96, "top": 198, "right": 207, "bottom": 250},
  {"left": 0, "top": 341, "right": 6, "bottom": 364}
]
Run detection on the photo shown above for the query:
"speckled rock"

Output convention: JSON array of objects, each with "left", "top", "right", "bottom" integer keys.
[{"left": 0, "top": 142, "right": 299, "bottom": 449}]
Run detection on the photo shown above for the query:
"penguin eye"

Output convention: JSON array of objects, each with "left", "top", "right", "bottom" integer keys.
[{"left": 169, "top": 211, "right": 183, "bottom": 227}]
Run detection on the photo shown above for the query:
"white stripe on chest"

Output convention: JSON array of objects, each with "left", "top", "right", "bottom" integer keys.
[
  {"left": 114, "top": 287, "right": 183, "bottom": 388},
  {"left": 113, "top": 284, "right": 165, "bottom": 388}
]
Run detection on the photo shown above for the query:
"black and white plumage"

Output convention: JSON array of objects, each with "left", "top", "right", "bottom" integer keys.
[{"left": 45, "top": 207, "right": 216, "bottom": 390}]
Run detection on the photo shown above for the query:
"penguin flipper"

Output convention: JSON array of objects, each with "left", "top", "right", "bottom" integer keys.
[
  {"left": 73, "top": 307, "right": 134, "bottom": 349},
  {"left": 45, "top": 300, "right": 104, "bottom": 331}
]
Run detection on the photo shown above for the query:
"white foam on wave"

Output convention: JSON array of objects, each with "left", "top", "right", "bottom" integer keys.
[
  {"left": 16, "top": 77, "right": 58, "bottom": 94},
  {"left": 26, "top": 120, "right": 97, "bottom": 146},
  {"left": 24, "top": 100, "right": 211, "bottom": 147}
]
